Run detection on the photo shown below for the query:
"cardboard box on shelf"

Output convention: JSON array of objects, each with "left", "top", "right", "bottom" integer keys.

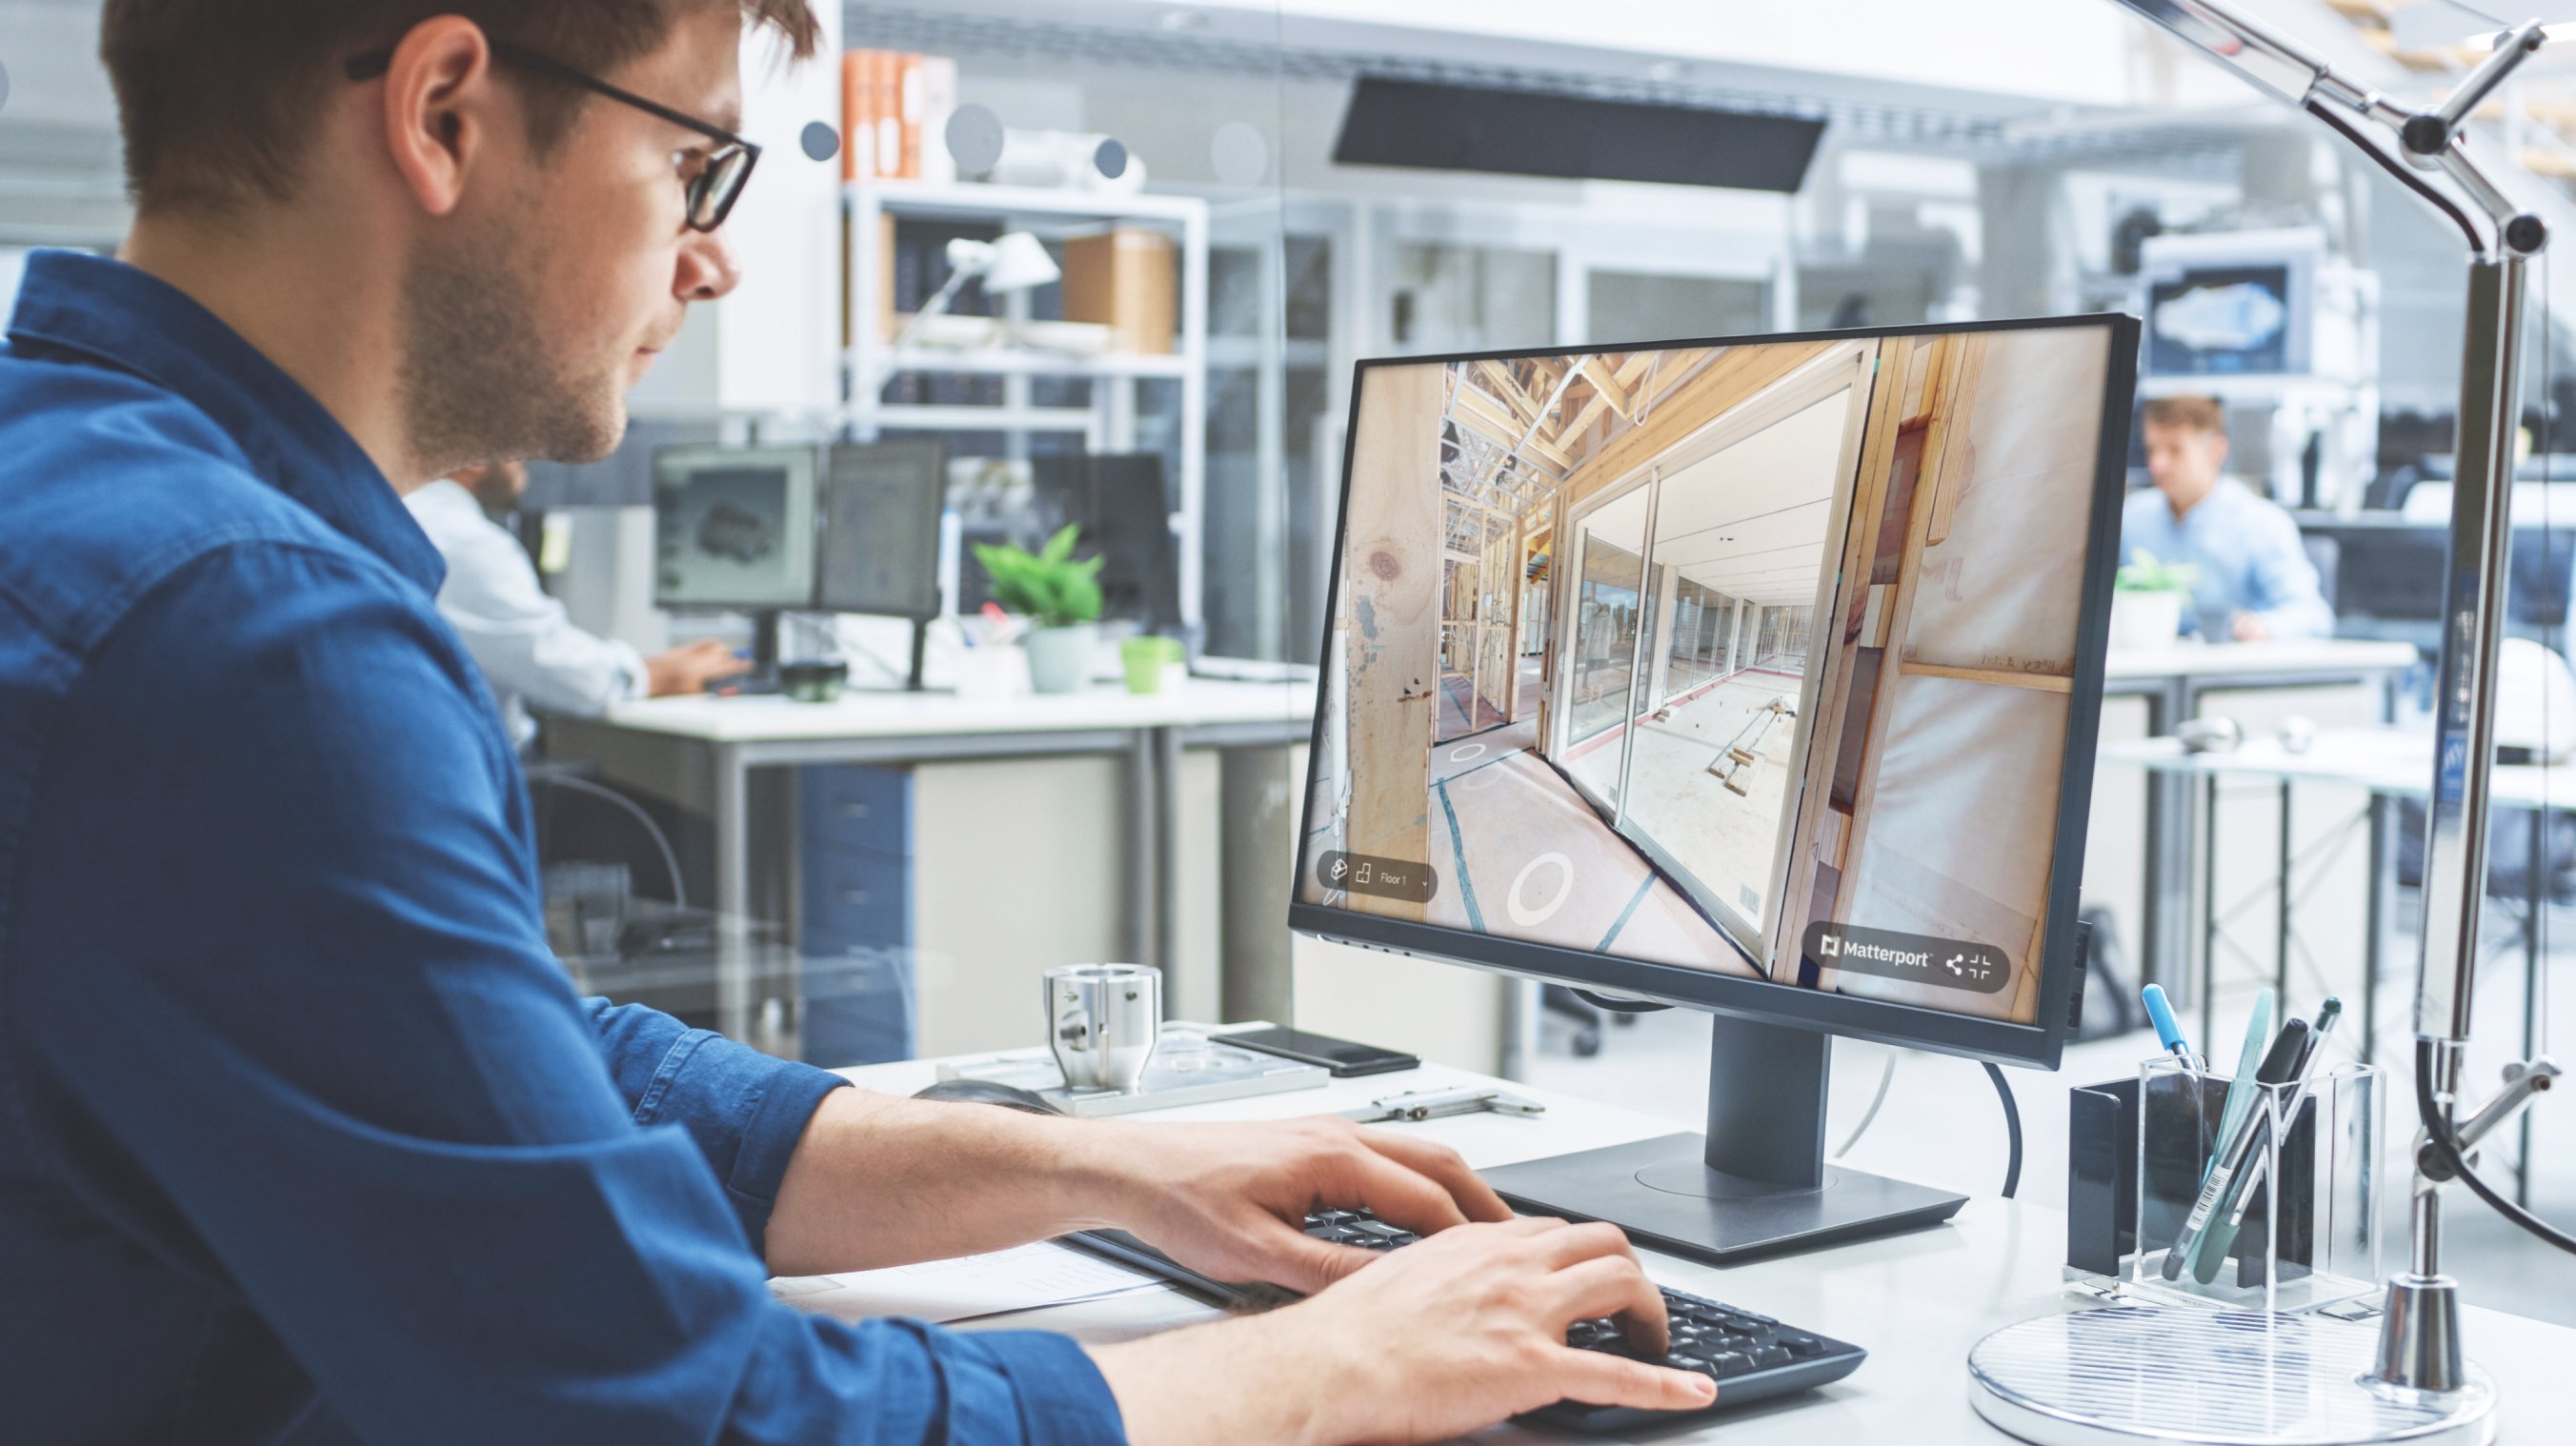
[{"left": 1061, "top": 229, "right": 1177, "bottom": 355}]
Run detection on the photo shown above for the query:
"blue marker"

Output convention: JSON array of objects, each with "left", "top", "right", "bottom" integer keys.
[{"left": 2142, "top": 984, "right": 2199, "bottom": 1070}]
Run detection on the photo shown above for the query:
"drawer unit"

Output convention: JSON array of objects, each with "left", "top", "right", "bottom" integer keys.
[{"left": 798, "top": 765, "right": 914, "bottom": 1065}]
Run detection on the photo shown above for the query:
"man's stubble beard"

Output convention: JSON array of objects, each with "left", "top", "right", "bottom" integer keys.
[{"left": 398, "top": 200, "right": 629, "bottom": 474}]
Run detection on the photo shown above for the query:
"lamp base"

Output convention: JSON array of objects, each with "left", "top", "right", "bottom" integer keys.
[
  {"left": 1967, "top": 1307, "right": 2494, "bottom": 1446},
  {"left": 2371, "top": 1272, "right": 2467, "bottom": 1394}
]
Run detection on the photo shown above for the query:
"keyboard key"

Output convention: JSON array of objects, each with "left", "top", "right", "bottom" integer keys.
[
  {"left": 1752, "top": 1344, "right": 1793, "bottom": 1368},
  {"left": 1701, "top": 1350, "right": 1756, "bottom": 1376}
]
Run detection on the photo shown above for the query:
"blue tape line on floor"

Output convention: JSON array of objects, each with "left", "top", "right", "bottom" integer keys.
[
  {"left": 1437, "top": 776, "right": 1485, "bottom": 934},
  {"left": 1597, "top": 873, "right": 1657, "bottom": 952}
]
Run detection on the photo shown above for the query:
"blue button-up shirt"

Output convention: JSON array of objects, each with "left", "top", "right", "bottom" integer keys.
[
  {"left": 2120, "top": 476, "right": 2335, "bottom": 640},
  {"left": 0, "top": 251, "right": 1124, "bottom": 1446}
]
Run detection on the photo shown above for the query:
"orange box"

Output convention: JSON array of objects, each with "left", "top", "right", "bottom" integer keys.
[{"left": 1060, "top": 229, "right": 1177, "bottom": 355}]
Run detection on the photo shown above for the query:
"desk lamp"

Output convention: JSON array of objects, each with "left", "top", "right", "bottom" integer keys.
[
  {"left": 888, "top": 232, "right": 1061, "bottom": 358},
  {"left": 1986, "top": 4, "right": 2573, "bottom": 1440}
]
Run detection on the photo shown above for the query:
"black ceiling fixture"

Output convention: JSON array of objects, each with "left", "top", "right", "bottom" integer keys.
[{"left": 1332, "top": 75, "right": 1823, "bottom": 193}]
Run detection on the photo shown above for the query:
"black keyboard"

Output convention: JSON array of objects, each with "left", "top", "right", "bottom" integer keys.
[{"left": 1066, "top": 1209, "right": 1866, "bottom": 1433}]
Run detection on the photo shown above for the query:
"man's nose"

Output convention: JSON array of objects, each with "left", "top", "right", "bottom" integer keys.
[{"left": 678, "top": 227, "right": 742, "bottom": 303}]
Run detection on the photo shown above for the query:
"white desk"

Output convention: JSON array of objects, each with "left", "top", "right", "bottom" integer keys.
[
  {"left": 832, "top": 1053, "right": 2576, "bottom": 1444},
  {"left": 2100, "top": 640, "right": 2422, "bottom": 1004},
  {"left": 549, "top": 677, "right": 1317, "bottom": 1036}
]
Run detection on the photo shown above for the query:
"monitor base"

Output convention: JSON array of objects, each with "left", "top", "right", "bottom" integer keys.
[{"left": 1483, "top": 1133, "right": 1966, "bottom": 1263}]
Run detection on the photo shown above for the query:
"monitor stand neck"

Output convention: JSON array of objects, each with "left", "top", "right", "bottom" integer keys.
[
  {"left": 1705, "top": 1010, "right": 1832, "bottom": 1186},
  {"left": 1478, "top": 1011, "right": 1967, "bottom": 1263},
  {"left": 731, "top": 610, "right": 784, "bottom": 694}
]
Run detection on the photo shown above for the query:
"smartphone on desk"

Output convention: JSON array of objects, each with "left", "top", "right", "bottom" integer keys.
[{"left": 1225, "top": 1026, "right": 1418, "bottom": 1077}]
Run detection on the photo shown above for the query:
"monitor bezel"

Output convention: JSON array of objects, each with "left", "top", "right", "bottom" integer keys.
[
  {"left": 1287, "top": 312, "right": 2141, "bottom": 1071},
  {"left": 651, "top": 443, "right": 822, "bottom": 613}
]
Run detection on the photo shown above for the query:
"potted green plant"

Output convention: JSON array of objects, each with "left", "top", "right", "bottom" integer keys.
[
  {"left": 2111, "top": 549, "right": 2199, "bottom": 651},
  {"left": 973, "top": 525, "right": 1104, "bottom": 693}
]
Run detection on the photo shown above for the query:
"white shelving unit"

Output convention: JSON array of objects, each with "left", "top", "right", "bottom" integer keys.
[{"left": 845, "top": 180, "right": 1211, "bottom": 628}]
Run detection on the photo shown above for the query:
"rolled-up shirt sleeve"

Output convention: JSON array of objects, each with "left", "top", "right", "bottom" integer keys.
[{"left": 10, "top": 541, "right": 1126, "bottom": 1446}]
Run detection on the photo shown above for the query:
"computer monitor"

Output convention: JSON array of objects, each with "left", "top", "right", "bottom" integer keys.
[
  {"left": 1292, "top": 314, "right": 2138, "bottom": 1259},
  {"left": 1085, "top": 453, "right": 1183, "bottom": 630},
  {"left": 818, "top": 439, "right": 947, "bottom": 619},
  {"left": 653, "top": 444, "right": 819, "bottom": 612}
]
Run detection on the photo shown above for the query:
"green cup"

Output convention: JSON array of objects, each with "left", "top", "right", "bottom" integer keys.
[{"left": 1120, "top": 635, "right": 1181, "bottom": 693}]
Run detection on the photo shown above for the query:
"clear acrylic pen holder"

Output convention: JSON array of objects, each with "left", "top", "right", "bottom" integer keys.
[{"left": 2123, "top": 1054, "right": 2382, "bottom": 1315}]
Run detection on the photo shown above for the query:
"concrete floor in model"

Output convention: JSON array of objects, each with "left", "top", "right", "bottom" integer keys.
[
  {"left": 1562, "top": 670, "right": 1803, "bottom": 928},
  {"left": 1421, "top": 725, "right": 1761, "bottom": 978}
]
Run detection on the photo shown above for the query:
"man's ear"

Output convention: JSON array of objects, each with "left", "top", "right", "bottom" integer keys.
[
  {"left": 378, "top": 16, "right": 507, "bottom": 219},
  {"left": 2207, "top": 432, "right": 2230, "bottom": 470}
]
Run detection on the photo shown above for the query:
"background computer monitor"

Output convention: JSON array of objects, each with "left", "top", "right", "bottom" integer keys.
[
  {"left": 653, "top": 444, "right": 819, "bottom": 611},
  {"left": 1291, "top": 314, "right": 2137, "bottom": 1259},
  {"left": 1009, "top": 452, "right": 1182, "bottom": 628},
  {"left": 818, "top": 439, "right": 947, "bottom": 619}
]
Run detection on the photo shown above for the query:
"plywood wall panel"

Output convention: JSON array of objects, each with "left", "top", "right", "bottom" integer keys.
[
  {"left": 1340, "top": 362, "right": 1445, "bottom": 920},
  {"left": 1899, "top": 327, "right": 2111, "bottom": 678}
]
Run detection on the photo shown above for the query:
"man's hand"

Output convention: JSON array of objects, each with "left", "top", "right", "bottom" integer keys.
[
  {"left": 2230, "top": 610, "right": 2271, "bottom": 643},
  {"left": 645, "top": 638, "right": 749, "bottom": 696},
  {"left": 764, "top": 1095, "right": 1509, "bottom": 1281},
  {"left": 1091, "top": 1217, "right": 1716, "bottom": 1446},
  {"left": 1100, "top": 1115, "right": 1514, "bottom": 1294}
]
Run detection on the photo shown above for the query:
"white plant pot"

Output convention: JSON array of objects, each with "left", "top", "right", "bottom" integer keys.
[
  {"left": 2109, "top": 590, "right": 2184, "bottom": 651},
  {"left": 1024, "top": 623, "right": 1098, "bottom": 694}
]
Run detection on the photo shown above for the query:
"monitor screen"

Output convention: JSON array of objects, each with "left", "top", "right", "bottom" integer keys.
[
  {"left": 818, "top": 439, "right": 946, "bottom": 618},
  {"left": 653, "top": 445, "right": 818, "bottom": 611},
  {"left": 1296, "top": 318, "right": 2131, "bottom": 1043},
  {"left": 2146, "top": 263, "right": 2292, "bottom": 376}
]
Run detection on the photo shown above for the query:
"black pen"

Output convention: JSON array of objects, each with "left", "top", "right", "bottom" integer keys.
[
  {"left": 2163, "top": 1014, "right": 2310, "bottom": 1281},
  {"left": 2213, "top": 999, "right": 2345, "bottom": 1243}
]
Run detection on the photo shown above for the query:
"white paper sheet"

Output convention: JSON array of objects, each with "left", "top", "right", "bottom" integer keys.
[{"left": 767, "top": 1241, "right": 1165, "bottom": 1324}]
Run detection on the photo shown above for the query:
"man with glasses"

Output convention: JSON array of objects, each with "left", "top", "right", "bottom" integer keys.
[{"left": 0, "top": 5, "right": 1705, "bottom": 1445}]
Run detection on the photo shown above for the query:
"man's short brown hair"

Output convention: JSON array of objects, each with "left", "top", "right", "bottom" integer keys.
[
  {"left": 2143, "top": 395, "right": 2227, "bottom": 438},
  {"left": 102, "top": 1, "right": 823, "bottom": 213}
]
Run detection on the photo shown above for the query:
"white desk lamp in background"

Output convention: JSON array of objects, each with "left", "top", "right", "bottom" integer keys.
[
  {"left": 1965, "top": 6, "right": 2569, "bottom": 1446},
  {"left": 886, "top": 232, "right": 1062, "bottom": 357}
]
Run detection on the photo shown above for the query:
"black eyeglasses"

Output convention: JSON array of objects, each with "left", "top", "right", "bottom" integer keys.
[{"left": 345, "top": 39, "right": 759, "bottom": 231}]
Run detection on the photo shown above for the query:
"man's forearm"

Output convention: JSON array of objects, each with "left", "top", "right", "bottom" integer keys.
[{"left": 765, "top": 1087, "right": 1132, "bottom": 1275}]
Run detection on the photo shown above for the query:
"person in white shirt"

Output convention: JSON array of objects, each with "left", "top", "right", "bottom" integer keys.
[
  {"left": 2119, "top": 394, "right": 2335, "bottom": 642},
  {"left": 408, "top": 462, "right": 744, "bottom": 749}
]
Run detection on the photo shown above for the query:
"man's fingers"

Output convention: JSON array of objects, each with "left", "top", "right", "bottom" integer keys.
[
  {"left": 1353, "top": 1130, "right": 1515, "bottom": 1223},
  {"left": 1552, "top": 1351, "right": 1719, "bottom": 1413},
  {"left": 1542, "top": 1254, "right": 1671, "bottom": 1355},
  {"left": 1317, "top": 1145, "right": 1476, "bottom": 1235},
  {"left": 1524, "top": 1219, "right": 1641, "bottom": 1271},
  {"left": 1250, "top": 1220, "right": 1383, "bottom": 1295}
]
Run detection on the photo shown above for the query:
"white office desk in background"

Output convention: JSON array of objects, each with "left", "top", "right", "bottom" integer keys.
[
  {"left": 548, "top": 677, "right": 1317, "bottom": 1039},
  {"left": 2099, "top": 639, "right": 2422, "bottom": 1003},
  {"left": 830, "top": 1053, "right": 2576, "bottom": 1444}
]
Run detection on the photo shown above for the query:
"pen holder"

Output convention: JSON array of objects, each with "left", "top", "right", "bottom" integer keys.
[{"left": 2066, "top": 1057, "right": 2381, "bottom": 1315}]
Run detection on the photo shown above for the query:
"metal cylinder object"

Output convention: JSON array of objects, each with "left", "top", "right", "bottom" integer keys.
[{"left": 1046, "top": 964, "right": 1161, "bottom": 1092}]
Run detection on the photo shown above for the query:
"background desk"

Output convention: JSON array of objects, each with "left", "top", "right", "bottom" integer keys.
[
  {"left": 830, "top": 1051, "right": 2576, "bottom": 1444},
  {"left": 549, "top": 678, "right": 1317, "bottom": 1046},
  {"left": 2099, "top": 726, "right": 2565, "bottom": 1201},
  {"left": 2101, "top": 640, "right": 2420, "bottom": 1003}
]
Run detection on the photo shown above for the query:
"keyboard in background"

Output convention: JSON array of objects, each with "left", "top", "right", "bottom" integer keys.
[{"left": 1065, "top": 1208, "right": 1866, "bottom": 1433}]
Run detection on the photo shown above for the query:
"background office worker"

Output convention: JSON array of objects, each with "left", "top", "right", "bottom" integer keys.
[
  {"left": 408, "top": 459, "right": 747, "bottom": 748},
  {"left": 2123, "top": 392, "right": 2335, "bottom": 642},
  {"left": 0, "top": 4, "right": 1710, "bottom": 1444}
]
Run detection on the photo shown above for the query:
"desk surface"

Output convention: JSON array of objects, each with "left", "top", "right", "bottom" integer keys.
[
  {"left": 2098, "top": 726, "right": 2576, "bottom": 811},
  {"left": 2103, "top": 637, "right": 2419, "bottom": 682},
  {"left": 832, "top": 1054, "right": 2576, "bottom": 1443},
  {"left": 600, "top": 675, "right": 1318, "bottom": 743}
]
